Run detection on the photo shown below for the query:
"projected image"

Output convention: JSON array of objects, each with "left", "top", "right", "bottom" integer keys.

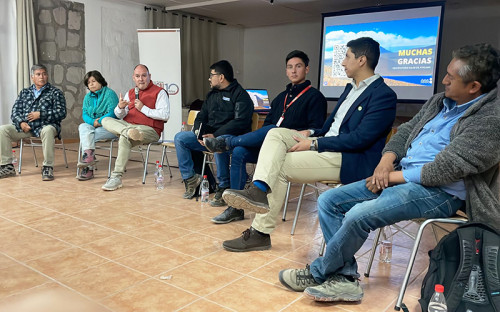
[
  {"left": 247, "top": 89, "right": 270, "bottom": 109},
  {"left": 323, "top": 16, "right": 439, "bottom": 88}
]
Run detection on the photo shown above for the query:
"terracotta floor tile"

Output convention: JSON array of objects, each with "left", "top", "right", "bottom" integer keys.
[
  {"left": 282, "top": 297, "right": 350, "bottom": 311},
  {"left": 206, "top": 276, "right": 302, "bottom": 312},
  {"left": 125, "top": 222, "right": 192, "bottom": 244},
  {"left": 24, "top": 213, "right": 90, "bottom": 234},
  {"left": 95, "top": 213, "right": 156, "bottom": 232},
  {"left": 202, "top": 248, "right": 278, "bottom": 274},
  {"left": 177, "top": 298, "right": 234, "bottom": 311},
  {"left": 103, "top": 279, "right": 198, "bottom": 312},
  {"left": 0, "top": 254, "right": 19, "bottom": 270},
  {"left": 83, "top": 233, "right": 155, "bottom": 260},
  {"left": 163, "top": 213, "right": 215, "bottom": 231},
  {"left": 115, "top": 245, "right": 194, "bottom": 276},
  {"left": 26, "top": 247, "right": 108, "bottom": 279},
  {"left": 165, "top": 232, "right": 223, "bottom": 258},
  {"left": 59, "top": 262, "right": 148, "bottom": 300},
  {"left": 0, "top": 205, "right": 57, "bottom": 225},
  {"left": 160, "top": 259, "right": 242, "bottom": 296},
  {"left": 0, "top": 263, "right": 50, "bottom": 299},
  {"left": 130, "top": 205, "right": 193, "bottom": 224},
  {"left": 50, "top": 222, "right": 119, "bottom": 245},
  {"left": 248, "top": 258, "right": 307, "bottom": 285}
]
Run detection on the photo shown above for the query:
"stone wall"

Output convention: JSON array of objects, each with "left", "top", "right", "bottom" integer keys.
[{"left": 34, "top": 0, "right": 85, "bottom": 139}]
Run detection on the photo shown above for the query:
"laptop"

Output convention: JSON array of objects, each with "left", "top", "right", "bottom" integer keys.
[{"left": 246, "top": 89, "right": 271, "bottom": 111}]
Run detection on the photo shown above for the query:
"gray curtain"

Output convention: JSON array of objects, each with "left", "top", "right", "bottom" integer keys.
[
  {"left": 147, "top": 9, "right": 218, "bottom": 107},
  {"left": 16, "top": 0, "right": 38, "bottom": 91}
]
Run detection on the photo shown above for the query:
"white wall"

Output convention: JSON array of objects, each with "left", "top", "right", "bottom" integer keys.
[
  {"left": 78, "top": 0, "right": 147, "bottom": 96},
  {"left": 242, "top": 21, "right": 322, "bottom": 100},
  {"left": 217, "top": 24, "right": 245, "bottom": 84}
]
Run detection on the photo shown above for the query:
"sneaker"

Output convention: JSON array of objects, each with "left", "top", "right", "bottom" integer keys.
[
  {"left": 127, "top": 128, "right": 144, "bottom": 141},
  {"left": 0, "top": 164, "right": 16, "bottom": 179},
  {"left": 41, "top": 166, "right": 54, "bottom": 181},
  {"left": 222, "top": 184, "right": 269, "bottom": 214},
  {"left": 279, "top": 264, "right": 320, "bottom": 292},
  {"left": 210, "top": 186, "right": 228, "bottom": 207},
  {"left": 77, "top": 167, "right": 94, "bottom": 181},
  {"left": 203, "top": 137, "right": 228, "bottom": 153},
  {"left": 211, "top": 206, "right": 244, "bottom": 224},
  {"left": 77, "top": 149, "right": 96, "bottom": 168},
  {"left": 304, "top": 275, "right": 364, "bottom": 302},
  {"left": 222, "top": 227, "right": 271, "bottom": 252},
  {"left": 183, "top": 174, "right": 201, "bottom": 199},
  {"left": 102, "top": 175, "right": 123, "bottom": 191}
]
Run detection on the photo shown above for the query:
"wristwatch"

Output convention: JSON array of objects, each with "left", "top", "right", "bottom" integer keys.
[{"left": 310, "top": 139, "right": 317, "bottom": 151}]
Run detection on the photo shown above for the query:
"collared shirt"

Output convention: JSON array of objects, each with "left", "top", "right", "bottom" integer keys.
[
  {"left": 401, "top": 94, "right": 486, "bottom": 200},
  {"left": 32, "top": 84, "right": 48, "bottom": 99},
  {"left": 325, "top": 74, "right": 380, "bottom": 137},
  {"left": 116, "top": 89, "right": 170, "bottom": 121}
]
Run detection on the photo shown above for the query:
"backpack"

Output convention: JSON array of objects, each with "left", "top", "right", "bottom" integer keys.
[{"left": 419, "top": 222, "right": 500, "bottom": 312}]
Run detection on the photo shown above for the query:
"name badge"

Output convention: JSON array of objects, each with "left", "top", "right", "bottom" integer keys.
[
  {"left": 222, "top": 96, "right": 230, "bottom": 101},
  {"left": 276, "top": 116, "right": 284, "bottom": 127}
]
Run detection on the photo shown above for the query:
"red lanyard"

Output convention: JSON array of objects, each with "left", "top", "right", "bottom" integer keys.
[{"left": 282, "top": 85, "right": 312, "bottom": 116}]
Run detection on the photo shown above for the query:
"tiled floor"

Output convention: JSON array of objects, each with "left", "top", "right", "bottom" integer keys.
[{"left": 0, "top": 144, "right": 444, "bottom": 312}]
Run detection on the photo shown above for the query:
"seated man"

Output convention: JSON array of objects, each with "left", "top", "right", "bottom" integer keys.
[
  {"left": 278, "top": 43, "right": 500, "bottom": 303},
  {"left": 0, "top": 64, "right": 66, "bottom": 181},
  {"left": 101, "top": 64, "right": 170, "bottom": 190},
  {"left": 222, "top": 37, "right": 397, "bottom": 251},
  {"left": 204, "top": 50, "right": 327, "bottom": 223},
  {"left": 174, "top": 60, "right": 254, "bottom": 199}
]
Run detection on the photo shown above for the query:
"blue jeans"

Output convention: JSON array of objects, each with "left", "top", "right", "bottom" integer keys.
[
  {"left": 214, "top": 124, "right": 276, "bottom": 190},
  {"left": 174, "top": 131, "right": 230, "bottom": 187},
  {"left": 78, "top": 123, "right": 117, "bottom": 151},
  {"left": 310, "top": 180, "right": 464, "bottom": 283}
]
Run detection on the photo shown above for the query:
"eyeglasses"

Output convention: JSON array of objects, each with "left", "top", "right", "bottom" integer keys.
[{"left": 209, "top": 73, "right": 221, "bottom": 79}]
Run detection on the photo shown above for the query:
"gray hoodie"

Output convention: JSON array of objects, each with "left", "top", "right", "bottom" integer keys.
[{"left": 383, "top": 88, "right": 500, "bottom": 230}]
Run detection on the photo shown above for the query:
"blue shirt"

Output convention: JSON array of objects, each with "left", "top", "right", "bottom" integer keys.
[
  {"left": 400, "top": 94, "right": 486, "bottom": 200},
  {"left": 32, "top": 84, "right": 48, "bottom": 99}
]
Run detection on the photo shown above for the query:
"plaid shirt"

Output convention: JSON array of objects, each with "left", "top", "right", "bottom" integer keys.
[{"left": 11, "top": 83, "right": 67, "bottom": 137}]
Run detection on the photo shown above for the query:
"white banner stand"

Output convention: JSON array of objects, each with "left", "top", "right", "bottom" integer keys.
[{"left": 137, "top": 29, "right": 182, "bottom": 142}]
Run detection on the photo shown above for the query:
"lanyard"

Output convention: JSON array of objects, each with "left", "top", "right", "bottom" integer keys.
[{"left": 282, "top": 85, "right": 312, "bottom": 117}]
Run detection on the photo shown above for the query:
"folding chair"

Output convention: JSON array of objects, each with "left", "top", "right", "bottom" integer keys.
[
  {"left": 76, "top": 138, "right": 118, "bottom": 178},
  {"left": 18, "top": 136, "right": 68, "bottom": 174}
]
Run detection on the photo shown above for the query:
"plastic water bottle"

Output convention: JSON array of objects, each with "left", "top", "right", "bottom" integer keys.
[
  {"left": 428, "top": 284, "right": 448, "bottom": 312},
  {"left": 181, "top": 121, "right": 187, "bottom": 132},
  {"left": 200, "top": 175, "right": 209, "bottom": 202},
  {"left": 379, "top": 226, "right": 393, "bottom": 263},
  {"left": 154, "top": 160, "right": 160, "bottom": 179},
  {"left": 156, "top": 165, "right": 165, "bottom": 190},
  {"left": 12, "top": 150, "right": 18, "bottom": 167}
]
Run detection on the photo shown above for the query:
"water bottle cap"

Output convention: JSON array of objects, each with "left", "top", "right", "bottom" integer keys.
[
  {"left": 435, "top": 284, "right": 444, "bottom": 292},
  {"left": 203, "top": 175, "right": 208, "bottom": 178},
  {"left": 156, "top": 160, "right": 159, "bottom": 163},
  {"left": 158, "top": 165, "right": 162, "bottom": 168},
  {"left": 182, "top": 121, "right": 186, "bottom": 124}
]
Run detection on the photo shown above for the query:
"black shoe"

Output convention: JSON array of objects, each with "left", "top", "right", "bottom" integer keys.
[
  {"left": 41, "top": 166, "right": 54, "bottom": 181},
  {"left": 223, "top": 227, "right": 271, "bottom": 252},
  {"left": 212, "top": 206, "right": 244, "bottom": 224},
  {"left": 183, "top": 174, "right": 201, "bottom": 199},
  {"left": 203, "top": 137, "right": 228, "bottom": 153},
  {"left": 210, "top": 186, "right": 227, "bottom": 207},
  {"left": 222, "top": 184, "right": 269, "bottom": 214},
  {"left": 0, "top": 164, "right": 16, "bottom": 179}
]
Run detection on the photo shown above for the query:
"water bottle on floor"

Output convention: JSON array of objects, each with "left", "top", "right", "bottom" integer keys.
[
  {"left": 181, "top": 121, "right": 187, "bottom": 132},
  {"left": 156, "top": 165, "right": 165, "bottom": 190},
  {"left": 12, "top": 150, "right": 18, "bottom": 167},
  {"left": 201, "top": 175, "right": 209, "bottom": 202},
  {"left": 379, "top": 226, "right": 393, "bottom": 263},
  {"left": 154, "top": 160, "right": 160, "bottom": 179},
  {"left": 428, "top": 284, "right": 447, "bottom": 312}
]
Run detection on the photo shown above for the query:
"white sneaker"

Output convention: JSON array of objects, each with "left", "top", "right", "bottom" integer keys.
[{"left": 102, "top": 176, "right": 123, "bottom": 191}]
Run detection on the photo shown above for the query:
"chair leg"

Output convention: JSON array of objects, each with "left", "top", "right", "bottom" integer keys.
[
  {"left": 291, "top": 183, "right": 307, "bottom": 235},
  {"left": 18, "top": 139, "right": 24, "bottom": 174},
  {"left": 142, "top": 144, "right": 152, "bottom": 184},
  {"left": 161, "top": 146, "right": 173, "bottom": 178},
  {"left": 364, "top": 227, "right": 382, "bottom": 277},
  {"left": 198, "top": 153, "right": 208, "bottom": 201},
  {"left": 60, "top": 138, "right": 68, "bottom": 168},
  {"left": 319, "top": 238, "right": 326, "bottom": 256},
  {"left": 282, "top": 182, "right": 292, "bottom": 221},
  {"left": 107, "top": 141, "right": 114, "bottom": 178},
  {"left": 31, "top": 138, "right": 39, "bottom": 167},
  {"left": 76, "top": 143, "right": 82, "bottom": 177}
]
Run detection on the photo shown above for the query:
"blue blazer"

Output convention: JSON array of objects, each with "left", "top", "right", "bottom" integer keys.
[{"left": 312, "top": 77, "right": 397, "bottom": 184}]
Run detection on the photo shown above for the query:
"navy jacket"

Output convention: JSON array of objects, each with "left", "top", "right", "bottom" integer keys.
[{"left": 312, "top": 77, "right": 397, "bottom": 184}]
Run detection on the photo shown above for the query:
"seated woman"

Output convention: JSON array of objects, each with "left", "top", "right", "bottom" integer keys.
[{"left": 77, "top": 70, "right": 118, "bottom": 180}]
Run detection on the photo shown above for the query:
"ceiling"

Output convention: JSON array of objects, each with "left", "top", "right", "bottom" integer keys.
[{"left": 125, "top": 0, "right": 498, "bottom": 27}]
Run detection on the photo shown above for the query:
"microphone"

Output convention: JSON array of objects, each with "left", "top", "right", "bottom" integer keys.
[{"left": 134, "top": 87, "right": 139, "bottom": 100}]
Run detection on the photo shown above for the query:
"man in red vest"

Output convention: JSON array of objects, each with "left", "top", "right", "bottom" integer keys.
[{"left": 101, "top": 64, "right": 170, "bottom": 191}]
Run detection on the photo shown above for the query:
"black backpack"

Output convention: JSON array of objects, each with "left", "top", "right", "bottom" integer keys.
[{"left": 419, "top": 222, "right": 500, "bottom": 312}]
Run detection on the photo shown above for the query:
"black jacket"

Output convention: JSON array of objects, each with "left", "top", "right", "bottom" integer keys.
[
  {"left": 263, "top": 80, "right": 327, "bottom": 130},
  {"left": 194, "top": 80, "right": 254, "bottom": 137}
]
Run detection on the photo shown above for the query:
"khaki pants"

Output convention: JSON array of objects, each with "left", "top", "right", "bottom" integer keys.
[
  {"left": 252, "top": 128, "right": 342, "bottom": 234},
  {"left": 0, "top": 124, "right": 57, "bottom": 167},
  {"left": 101, "top": 118, "right": 159, "bottom": 177}
]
